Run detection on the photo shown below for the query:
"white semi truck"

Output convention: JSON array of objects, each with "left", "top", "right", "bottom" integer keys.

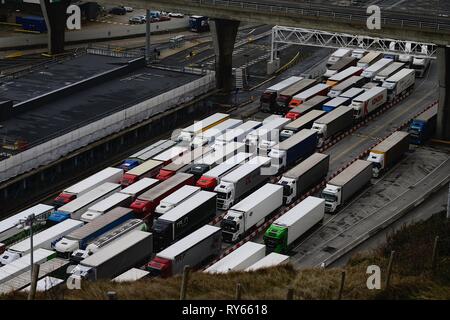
[
  {"left": 382, "top": 68, "right": 415, "bottom": 101},
  {"left": 221, "top": 183, "right": 283, "bottom": 243},
  {"left": 321, "top": 160, "right": 373, "bottom": 213}
]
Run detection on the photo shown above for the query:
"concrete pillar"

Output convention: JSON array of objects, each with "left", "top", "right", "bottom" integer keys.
[
  {"left": 210, "top": 18, "right": 240, "bottom": 92},
  {"left": 40, "top": 0, "right": 70, "bottom": 55},
  {"left": 145, "top": 9, "right": 151, "bottom": 65},
  {"left": 437, "top": 46, "right": 450, "bottom": 141}
]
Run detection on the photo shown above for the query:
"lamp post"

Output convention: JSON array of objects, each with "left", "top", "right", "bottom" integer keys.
[{"left": 16, "top": 214, "right": 46, "bottom": 286}]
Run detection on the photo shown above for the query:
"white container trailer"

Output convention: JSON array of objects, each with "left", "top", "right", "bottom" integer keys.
[
  {"left": 133, "top": 140, "right": 176, "bottom": 163},
  {"left": 56, "top": 182, "right": 121, "bottom": 220},
  {"left": 373, "top": 62, "right": 405, "bottom": 83},
  {"left": 119, "top": 178, "right": 159, "bottom": 200},
  {"left": 382, "top": 68, "right": 415, "bottom": 101},
  {"left": 0, "top": 204, "right": 54, "bottom": 243},
  {"left": 214, "top": 156, "right": 272, "bottom": 210},
  {"left": 351, "top": 86, "right": 387, "bottom": 119},
  {"left": 0, "top": 219, "right": 83, "bottom": 265},
  {"left": 245, "top": 117, "right": 291, "bottom": 154},
  {"left": 205, "top": 241, "right": 266, "bottom": 274},
  {"left": 152, "top": 145, "right": 188, "bottom": 165},
  {"left": 245, "top": 252, "right": 290, "bottom": 271},
  {"left": 53, "top": 167, "right": 123, "bottom": 207},
  {"left": 214, "top": 120, "right": 262, "bottom": 149},
  {"left": 327, "top": 48, "right": 351, "bottom": 66},
  {"left": 361, "top": 58, "right": 394, "bottom": 80},
  {"left": 155, "top": 185, "right": 201, "bottom": 216},
  {"left": 221, "top": 183, "right": 283, "bottom": 243},
  {"left": 147, "top": 225, "right": 222, "bottom": 277},
  {"left": 0, "top": 249, "right": 55, "bottom": 284},
  {"left": 264, "top": 196, "right": 325, "bottom": 254},
  {"left": 190, "top": 118, "right": 243, "bottom": 148},
  {"left": 81, "top": 193, "right": 133, "bottom": 222},
  {"left": 176, "top": 113, "right": 230, "bottom": 142},
  {"left": 112, "top": 268, "right": 149, "bottom": 282}
]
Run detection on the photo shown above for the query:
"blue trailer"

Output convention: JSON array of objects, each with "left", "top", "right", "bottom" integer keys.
[
  {"left": 408, "top": 105, "right": 438, "bottom": 145},
  {"left": 322, "top": 97, "right": 350, "bottom": 112},
  {"left": 47, "top": 212, "right": 71, "bottom": 225},
  {"left": 269, "top": 129, "right": 318, "bottom": 172},
  {"left": 16, "top": 16, "right": 47, "bottom": 33},
  {"left": 189, "top": 15, "right": 209, "bottom": 32}
]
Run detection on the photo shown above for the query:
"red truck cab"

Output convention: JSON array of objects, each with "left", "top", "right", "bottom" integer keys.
[
  {"left": 53, "top": 193, "right": 76, "bottom": 207},
  {"left": 146, "top": 256, "right": 172, "bottom": 278},
  {"left": 195, "top": 176, "right": 217, "bottom": 190},
  {"left": 120, "top": 173, "right": 139, "bottom": 187},
  {"left": 156, "top": 169, "right": 176, "bottom": 180}
]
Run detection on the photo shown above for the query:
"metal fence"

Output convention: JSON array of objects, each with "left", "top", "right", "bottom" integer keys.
[{"left": 0, "top": 72, "right": 216, "bottom": 183}]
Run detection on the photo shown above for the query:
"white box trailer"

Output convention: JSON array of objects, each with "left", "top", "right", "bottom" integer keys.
[
  {"left": 361, "top": 58, "right": 394, "bottom": 80},
  {"left": 0, "top": 248, "right": 55, "bottom": 284},
  {"left": 176, "top": 113, "right": 230, "bottom": 142},
  {"left": 112, "top": 268, "right": 149, "bottom": 282},
  {"left": 214, "top": 120, "right": 262, "bottom": 149},
  {"left": 155, "top": 185, "right": 201, "bottom": 216},
  {"left": 0, "top": 204, "right": 54, "bottom": 243},
  {"left": 119, "top": 178, "right": 159, "bottom": 200},
  {"left": 221, "top": 183, "right": 283, "bottom": 243},
  {"left": 245, "top": 252, "right": 290, "bottom": 271},
  {"left": 214, "top": 156, "right": 272, "bottom": 210},
  {"left": 190, "top": 118, "right": 243, "bottom": 148},
  {"left": 351, "top": 86, "right": 387, "bottom": 119},
  {"left": 205, "top": 242, "right": 266, "bottom": 274},
  {"left": 0, "top": 219, "right": 83, "bottom": 265},
  {"left": 152, "top": 145, "right": 188, "bottom": 165},
  {"left": 264, "top": 196, "right": 325, "bottom": 254},
  {"left": 280, "top": 110, "right": 326, "bottom": 140},
  {"left": 245, "top": 117, "right": 291, "bottom": 154},
  {"left": 56, "top": 182, "right": 121, "bottom": 220},
  {"left": 147, "top": 225, "right": 222, "bottom": 277},
  {"left": 53, "top": 167, "right": 123, "bottom": 207},
  {"left": 327, "top": 48, "right": 351, "bottom": 66},
  {"left": 382, "top": 68, "right": 415, "bottom": 101},
  {"left": 81, "top": 192, "right": 133, "bottom": 222},
  {"left": 71, "top": 230, "right": 153, "bottom": 280},
  {"left": 373, "top": 62, "right": 405, "bottom": 83},
  {"left": 133, "top": 140, "right": 177, "bottom": 163}
]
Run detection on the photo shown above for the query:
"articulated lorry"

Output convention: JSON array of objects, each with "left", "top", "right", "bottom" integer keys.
[
  {"left": 289, "top": 84, "right": 331, "bottom": 108},
  {"left": 48, "top": 183, "right": 121, "bottom": 223},
  {"left": 285, "top": 95, "right": 330, "bottom": 120},
  {"left": 311, "top": 105, "right": 354, "bottom": 146},
  {"left": 274, "top": 79, "right": 317, "bottom": 114},
  {"left": 113, "top": 268, "right": 149, "bottom": 282},
  {"left": 322, "top": 97, "right": 350, "bottom": 112},
  {"left": 146, "top": 225, "right": 221, "bottom": 277},
  {"left": 408, "top": 105, "right": 438, "bottom": 145},
  {"left": 205, "top": 241, "right": 266, "bottom": 274},
  {"left": 325, "top": 67, "right": 363, "bottom": 87},
  {"left": 381, "top": 68, "right": 415, "bottom": 101},
  {"left": 152, "top": 145, "right": 188, "bottom": 165},
  {"left": 264, "top": 196, "right": 325, "bottom": 254},
  {"left": 280, "top": 110, "right": 325, "bottom": 141},
  {"left": 53, "top": 167, "right": 123, "bottom": 207},
  {"left": 351, "top": 86, "right": 387, "bottom": 119},
  {"left": 190, "top": 118, "right": 242, "bottom": 149},
  {"left": 152, "top": 191, "right": 217, "bottom": 251},
  {"left": 322, "top": 160, "right": 372, "bottom": 213},
  {"left": 176, "top": 113, "right": 230, "bottom": 143},
  {"left": 260, "top": 76, "right": 303, "bottom": 112},
  {"left": 373, "top": 62, "right": 405, "bottom": 84},
  {"left": 213, "top": 120, "right": 262, "bottom": 149},
  {"left": 245, "top": 117, "right": 291, "bottom": 154},
  {"left": 326, "top": 48, "right": 351, "bottom": 67},
  {"left": 357, "top": 51, "right": 383, "bottom": 69},
  {"left": 327, "top": 76, "right": 365, "bottom": 98},
  {"left": 189, "top": 142, "right": 245, "bottom": 179},
  {"left": 268, "top": 129, "right": 317, "bottom": 173},
  {"left": 54, "top": 207, "right": 135, "bottom": 258},
  {"left": 71, "top": 218, "right": 147, "bottom": 262},
  {"left": 367, "top": 131, "right": 410, "bottom": 177},
  {"left": 245, "top": 252, "right": 290, "bottom": 271},
  {"left": 81, "top": 192, "right": 132, "bottom": 222},
  {"left": 277, "top": 153, "right": 329, "bottom": 205},
  {"left": 221, "top": 183, "right": 283, "bottom": 243},
  {"left": 120, "top": 160, "right": 164, "bottom": 187},
  {"left": 324, "top": 56, "right": 357, "bottom": 78},
  {"left": 0, "top": 204, "right": 54, "bottom": 244},
  {"left": 119, "top": 178, "right": 159, "bottom": 200},
  {"left": 70, "top": 230, "right": 153, "bottom": 280},
  {"left": 214, "top": 156, "right": 272, "bottom": 210},
  {"left": 412, "top": 57, "right": 430, "bottom": 78},
  {"left": 361, "top": 58, "right": 394, "bottom": 80},
  {"left": 156, "top": 146, "right": 212, "bottom": 180},
  {"left": 119, "top": 140, "right": 175, "bottom": 171},
  {"left": 130, "top": 173, "right": 194, "bottom": 220},
  {"left": 0, "top": 219, "right": 83, "bottom": 265},
  {"left": 196, "top": 152, "right": 253, "bottom": 191},
  {"left": 154, "top": 185, "right": 201, "bottom": 217}
]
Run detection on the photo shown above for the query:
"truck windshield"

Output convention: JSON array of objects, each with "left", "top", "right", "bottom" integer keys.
[
  {"left": 217, "top": 192, "right": 230, "bottom": 200},
  {"left": 264, "top": 236, "right": 279, "bottom": 250},
  {"left": 221, "top": 219, "right": 237, "bottom": 232},
  {"left": 321, "top": 192, "right": 337, "bottom": 202},
  {"left": 280, "top": 183, "right": 292, "bottom": 197}
]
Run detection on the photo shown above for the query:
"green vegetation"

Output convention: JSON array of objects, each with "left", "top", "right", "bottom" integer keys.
[{"left": 2, "top": 211, "right": 449, "bottom": 300}]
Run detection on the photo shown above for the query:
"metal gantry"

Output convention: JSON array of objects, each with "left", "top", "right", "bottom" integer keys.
[{"left": 270, "top": 25, "right": 437, "bottom": 61}]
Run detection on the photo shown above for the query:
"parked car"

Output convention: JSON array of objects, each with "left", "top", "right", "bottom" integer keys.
[
  {"left": 124, "top": 6, "right": 133, "bottom": 12},
  {"left": 129, "top": 16, "right": 145, "bottom": 24},
  {"left": 109, "top": 7, "right": 126, "bottom": 15},
  {"left": 169, "top": 12, "right": 184, "bottom": 18},
  {"left": 158, "top": 16, "right": 171, "bottom": 22}
]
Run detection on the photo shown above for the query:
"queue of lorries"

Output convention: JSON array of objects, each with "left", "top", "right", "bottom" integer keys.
[{"left": 0, "top": 48, "right": 436, "bottom": 289}]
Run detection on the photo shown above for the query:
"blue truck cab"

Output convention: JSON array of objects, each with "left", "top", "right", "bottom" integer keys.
[
  {"left": 189, "top": 16, "right": 209, "bottom": 32},
  {"left": 119, "top": 159, "right": 141, "bottom": 171},
  {"left": 408, "top": 105, "right": 437, "bottom": 145},
  {"left": 47, "top": 211, "right": 71, "bottom": 226}
]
